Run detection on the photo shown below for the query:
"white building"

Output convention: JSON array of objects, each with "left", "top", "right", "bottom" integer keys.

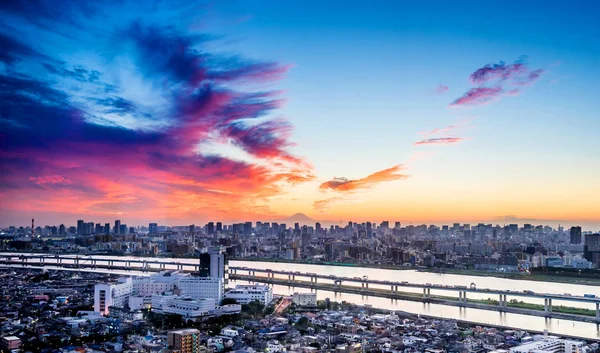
[
  {"left": 178, "top": 276, "right": 224, "bottom": 303},
  {"left": 94, "top": 278, "right": 133, "bottom": 315},
  {"left": 128, "top": 296, "right": 152, "bottom": 310},
  {"left": 224, "top": 284, "right": 273, "bottom": 305},
  {"left": 151, "top": 294, "right": 180, "bottom": 313},
  {"left": 163, "top": 297, "right": 216, "bottom": 318},
  {"left": 293, "top": 292, "right": 317, "bottom": 307},
  {"left": 133, "top": 272, "right": 188, "bottom": 296},
  {"left": 510, "top": 338, "right": 586, "bottom": 353}
]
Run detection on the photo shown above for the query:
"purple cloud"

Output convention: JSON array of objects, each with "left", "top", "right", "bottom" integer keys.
[
  {"left": 436, "top": 85, "right": 449, "bottom": 94},
  {"left": 414, "top": 137, "right": 466, "bottom": 145},
  {"left": 452, "top": 58, "right": 546, "bottom": 107},
  {"left": 450, "top": 87, "right": 502, "bottom": 106}
]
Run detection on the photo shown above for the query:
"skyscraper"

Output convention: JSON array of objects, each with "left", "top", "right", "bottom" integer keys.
[
  {"left": 114, "top": 220, "right": 121, "bottom": 234},
  {"left": 216, "top": 222, "right": 222, "bottom": 233},
  {"left": 570, "top": 226, "right": 582, "bottom": 244},
  {"left": 149, "top": 223, "right": 158, "bottom": 234},
  {"left": 77, "top": 220, "right": 84, "bottom": 235},
  {"left": 104, "top": 223, "right": 110, "bottom": 235},
  {"left": 207, "top": 222, "right": 214, "bottom": 236},
  {"left": 244, "top": 222, "right": 252, "bottom": 236}
]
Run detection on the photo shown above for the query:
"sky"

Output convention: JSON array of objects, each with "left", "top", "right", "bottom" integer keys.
[{"left": 1, "top": 0, "right": 599, "bottom": 229}]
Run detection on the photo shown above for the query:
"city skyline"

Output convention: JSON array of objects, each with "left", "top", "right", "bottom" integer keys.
[{"left": 1, "top": 1, "right": 599, "bottom": 228}]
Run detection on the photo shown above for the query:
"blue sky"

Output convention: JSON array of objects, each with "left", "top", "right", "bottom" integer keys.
[{"left": 1, "top": 0, "right": 599, "bottom": 227}]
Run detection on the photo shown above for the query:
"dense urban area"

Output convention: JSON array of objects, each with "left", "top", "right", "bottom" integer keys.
[{"left": 1, "top": 218, "right": 600, "bottom": 353}]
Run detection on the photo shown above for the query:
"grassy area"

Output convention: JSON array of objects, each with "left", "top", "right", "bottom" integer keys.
[
  {"left": 473, "top": 298, "right": 596, "bottom": 317},
  {"left": 425, "top": 268, "right": 600, "bottom": 286}
]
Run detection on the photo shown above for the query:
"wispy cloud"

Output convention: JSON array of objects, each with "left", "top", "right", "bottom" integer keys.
[
  {"left": 452, "top": 58, "right": 545, "bottom": 107},
  {"left": 319, "top": 165, "right": 408, "bottom": 192},
  {"left": 436, "top": 85, "right": 449, "bottom": 94},
  {"left": 313, "top": 197, "right": 364, "bottom": 212},
  {"left": 414, "top": 137, "right": 467, "bottom": 145},
  {"left": 451, "top": 86, "right": 503, "bottom": 106}
]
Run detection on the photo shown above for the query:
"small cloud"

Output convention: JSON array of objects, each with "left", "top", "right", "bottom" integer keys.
[
  {"left": 29, "top": 175, "right": 72, "bottom": 185},
  {"left": 313, "top": 197, "right": 363, "bottom": 212},
  {"left": 414, "top": 137, "right": 467, "bottom": 146},
  {"left": 436, "top": 85, "right": 449, "bottom": 94},
  {"left": 451, "top": 86, "right": 502, "bottom": 106}
]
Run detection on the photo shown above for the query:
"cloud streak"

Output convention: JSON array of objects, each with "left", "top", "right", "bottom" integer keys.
[
  {"left": 319, "top": 165, "right": 408, "bottom": 192},
  {"left": 414, "top": 137, "right": 466, "bottom": 145}
]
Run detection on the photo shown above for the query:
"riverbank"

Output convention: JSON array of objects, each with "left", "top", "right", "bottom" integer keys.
[{"left": 423, "top": 268, "right": 600, "bottom": 286}]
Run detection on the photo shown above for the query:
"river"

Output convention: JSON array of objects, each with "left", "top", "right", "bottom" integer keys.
[{"left": 2, "top": 253, "right": 599, "bottom": 340}]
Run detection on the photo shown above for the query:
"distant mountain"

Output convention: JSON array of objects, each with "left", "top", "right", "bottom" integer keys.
[{"left": 283, "top": 213, "right": 314, "bottom": 222}]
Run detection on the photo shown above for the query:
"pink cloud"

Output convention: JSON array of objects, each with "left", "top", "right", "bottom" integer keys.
[
  {"left": 436, "top": 85, "right": 449, "bottom": 94},
  {"left": 414, "top": 137, "right": 467, "bottom": 145},
  {"left": 450, "top": 86, "right": 502, "bottom": 106}
]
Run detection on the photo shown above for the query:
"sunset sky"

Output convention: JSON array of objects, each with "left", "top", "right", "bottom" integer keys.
[{"left": 1, "top": 0, "right": 599, "bottom": 229}]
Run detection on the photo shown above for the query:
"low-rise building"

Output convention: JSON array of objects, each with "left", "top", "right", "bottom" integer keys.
[{"left": 224, "top": 284, "right": 273, "bottom": 305}]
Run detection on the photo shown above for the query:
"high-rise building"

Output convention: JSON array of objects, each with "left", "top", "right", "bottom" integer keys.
[
  {"left": 104, "top": 223, "right": 110, "bottom": 235},
  {"left": 95, "top": 223, "right": 103, "bottom": 234},
  {"left": 584, "top": 234, "right": 600, "bottom": 266},
  {"left": 167, "top": 329, "right": 202, "bottom": 353},
  {"left": 216, "top": 222, "right": 222, "bottom": 233},
  {"left": 197, "top": 250, "right": 225, "bottom": 279},
  {"left": 325, "top": 240, "right": 335, "bottom": 261},
  {"left": 244, "top": 222, "right": 252, "bottom": 236},
  {"left": 86, "top": 222, "right": 94, "bottom": 235},
  {"left": 189, "top": 224, "right": 195, "bottom": 234},
  {"left": 77, "top": 220, "right": 85, "bottom": 235},
  {"left": 570, "top": 226, "right": 582, "bottom": 244},
  {"left": 207, "top": 222, "right": 214, "bottom": 236},
  {"left": 119, "top": 224, "right": 127, "bottom": 234},
  {"left": 59, "top": 224, "right": 66, "bottom": 235},
  {"left": 315, "top": 222, "right": 322, "bottom": 235},
  {"left": 114, "top": 220, "right": 121, "bottom": 234},
  {"left": 149, "top": 223, "right": 158, "bottom": 234}
]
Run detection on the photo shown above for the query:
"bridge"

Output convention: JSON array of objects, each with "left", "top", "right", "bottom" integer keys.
[
  {"left": 228, "top": 266, "right": 600, "bottom": 321},
  {"left": 0, "top": 253, "right": 598, "bottom": 321}
]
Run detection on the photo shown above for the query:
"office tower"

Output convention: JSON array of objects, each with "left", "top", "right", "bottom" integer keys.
[
  {"left": 366, "top": 222, "right": 372, "bottom": 237},
  {"left": 114, "top": 220, "right": 121, "bottom": 234},
  {"left": 129, "top": 226, "right": 135, "bottom": 234},
  {"left": 207, "top": 222, "right": 214, "bottom": 236},
  {"left": 570, "top": 226, "right": 582, "bottom": 244},
  {"left": 189, "top": 224, "right": 195, "bottom": 234},
  {"left": 95, "top": 223, "right": 102, "bottom": 234},
  {"left": 77, "top": 220, "right": 84, "bottom": 235},
  {"left": 59, "top": 224, "right": 66, "bottom": 235},
  {"left": 216, "top": 222, "right": 222, "bottom": 233},
  {"left": 315, "top": 222, "right": 322, "bottom": 235},
  {"left": 104, "top": 223, "right": 110, "bottom": 235},
  {"left": 149, "top": 223, "right": 158, "bottom": 234},
  {"left": 197, "top": 250, "right": 225, "bottom": 279},
  {"left": 244, "top": 222, "right": 252, "bottom": 236},
  {"left": 325, "top": 240, "right": 335, "bottom": 261},
  {"left": 167, "top": 329, "right": 202, "bottom": 353},
  {"left": 584, "top": 234, "right": 600, "bottom": 266},
  {"left": 280, "top": 223, "right": 286, "bottom": 232},
  {"left": 86, "top": 222, "right": 94, "bottom": 235},
  {"left": 119, "top": 224, "right": 127, "bottom": 234},
  {"left": 294, "top": 223, "right": 300, "bottom": 232}
]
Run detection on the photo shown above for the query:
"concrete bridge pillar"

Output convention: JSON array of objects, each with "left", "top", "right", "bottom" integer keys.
[
  {"left": 462, "top": 291, "right": 466, "bottom": 303},
  {"left": 361, "top": 282, "right": 365, "bottom": 291},
  {"left": 423, "top": 288, "right": 427, "bottom": 298},
  {"left": 596, "top": 303, "right": 599, "bottom": 321},
  {"left": 314, "top": 277, "right": 317, "bottom": 283},
  {"left": 395, "top": 285, "right": 398, "bottom": 292},
  {"left": 548, "top": 299, "right": 552, "bottom": 312},
  {"left": 364, "top": 281, "right": 368, "bottom": 289},
  {"left": 544, "top": 298, "right": 549, "bottom": 312},
  {"left": 292, "top": 275, "right": 295, "bottom": 281},
  {"left": 391, "top": 285, "right": 394, "bottom": 292}
]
